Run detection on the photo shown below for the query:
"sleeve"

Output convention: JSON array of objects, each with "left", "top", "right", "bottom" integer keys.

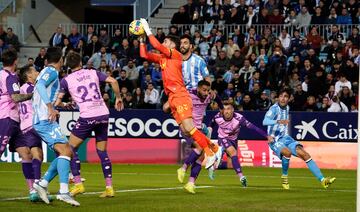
[
  {"left": 200, "top": 59, "right": 209, "bottom": 77},
  {"left": 208, "top": 115, "right": 218, "bottom": 128},
  {"left": 262, "top": 107, "right": 278, "bottom": 126},
  {"left": 239, "top": 116, "right": 267, "bottom": 138},
  {"left": 26, "top": 84, "right": 34, "bottom": 94},
  {"left": 96, "top": 71, "right": 108, "bottom": 82},
  {"left": 140, "top": 43, "right": 161, "bottom": 63},
  {"left": 35, "top": 70, "right": 58, "bottom": 104},
  {"left": 6, "top": 74, "right": 20, "bottom": 95},
  {"left": 148, "top": 35, "right": 172, "bottom": 58},
  {"left": 59, "top": 78, "right": 69, "bottom": 94}
]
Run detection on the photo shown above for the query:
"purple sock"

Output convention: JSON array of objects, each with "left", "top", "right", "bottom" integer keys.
[
  {"left": 182, "top": 149, "right": 201, "bottom": 171},
  {"left": 70, "top": 147, "right": 82, "bottom": 183},
  {"left": 32, "top": 159, "right": 42, "bottom": 180},
  {"left": 231, "top": 156, "right": 243, "bottom": 178},
  {"left": 22, "top": 161, "right": 34, "bottom": 192},
  {"left": 189, "top": 160, "right": 202, "bottom": 183},
  {"left": 97, "top": 149, "right": 112, "bottom": 186}
]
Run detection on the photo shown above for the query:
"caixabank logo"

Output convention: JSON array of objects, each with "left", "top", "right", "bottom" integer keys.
[{"left": 291, "top": 112, "right": 358, "bottom": 142}]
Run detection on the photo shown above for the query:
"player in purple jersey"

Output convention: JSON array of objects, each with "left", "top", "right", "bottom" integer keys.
[
  {"left": 176, "top": 80, "right": 224, "bottom": 194},
  {"left": 9, "top": 65, "right": 47, "bottom": 202},
  {"left": 55, "top": 52, "right": 123, "bottom": 198},
  {"left": 0, "top": 49, "right": 33, "bottom": 157},
  {"left": 207, "top": 103, "right": 268, "bottom": 187}
]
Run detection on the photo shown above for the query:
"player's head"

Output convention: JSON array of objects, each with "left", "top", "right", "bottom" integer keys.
[
  {"left": 65, "top": 51, "right": 82, "bottom": 70},
  {"left": 180, "top": 34, "right": 193, "bottom": 55},
  {"left": 19, "top": 65, "right": 39, "bottom": 84},
  {"left": 223, "top": 102, "right": 234, "bottom": 120},
  {"left": 278, "top": 88, "right": 292, "bottom": 107},
  {"left": 197, "top": 80, "right": 210, "bottom": 99},
  {"left": 1, "top": 48, "right": 18, "bottom": 67},
  {"left": 163, "top": 35, "right": 180, "bottom": 50},
  {"left": 46, "top": 47, "right": 63, "bottom": 67}
]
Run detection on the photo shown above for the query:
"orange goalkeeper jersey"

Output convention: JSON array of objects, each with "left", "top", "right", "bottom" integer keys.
[{"left": 140, "top": 35, "right": 187, "bottom": 95}]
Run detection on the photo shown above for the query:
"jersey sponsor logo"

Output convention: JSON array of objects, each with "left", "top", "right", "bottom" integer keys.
[
  {"left": 12, "top": 83, "right": 20, "bottom": 91},
  {"left": 42, "top": 73, "right": 50, "bottom": 81}
]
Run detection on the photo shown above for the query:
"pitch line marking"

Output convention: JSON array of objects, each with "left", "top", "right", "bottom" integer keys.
[{"left": 0, "top": 186, "right": 214, "bottom": 201}]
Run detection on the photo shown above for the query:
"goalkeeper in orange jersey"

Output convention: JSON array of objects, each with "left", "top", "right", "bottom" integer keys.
[{"left": 139, "top": 18, "right": 218, "bottom": 163}]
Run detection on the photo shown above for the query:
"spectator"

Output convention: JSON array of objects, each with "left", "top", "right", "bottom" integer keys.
[
  {"left": 88, "top": 46, "right": 111, "bottom": 69},
  {"left": 151, "top": 63, "right": 162, "bottom": 90},
  {"left": 328, "top": 96, "right": 349, "bottom": 112},
  {"left": 335, "top": 74, "right": 352, "bottom": 94},
  {"left": 288, "top": 73, "right": 301, "bottom": 91},
  {"left": 85, "top": 35, "right": 102, "bottom": 58},
  {"left": 27, "top": 57, "right": 35, "bottom": 67},
  {"left": 139, "top": 60, "right": 153, "bottom": 88},
  {"left": 68, "top": 26, "right": 82, "bottom": 48},
  {"left": 338, "top": 86, "right": 355, "bottom": 111},
  {"left": 348, "top": 27, "right": 360, "bottom": 47},
  {"left": 253, "top": 7, "right": 269, "bottom": 25},
  {"left": 293, "top": 84, "right": 308, "bottom": 111},
  {"left": 223, "top": 82, "right": 235, "bottom": 99},
  {"left": 319, "top": 97, "right": 331, "bottom": 112},
  {"left": 214, "top": 50, "right": 230, "bottom": 74},
  {"left": 239, "top": 59, "right": 256, "bottom": 90},
  {"left": 248, "top": 71, "right": 261, "bottom": 92},
  {"left": 337, "top": 8, "right": 352, "bottom": 25},
  {"left": 302, "top": 96, "right": 318, "bottom": 111},
  {"left": 155, "top": 28, "right": 166, "bottom": 44},
  {"left": 241, "top": 94, "right": 255, "bottom": 111},
  {"left": 211, "top": 75, "right": 227, "bottom": 94},
  {"left": 279, "top": 29, "right": 291, "bottom": 51},
  {"left": 306, "top": 27, "right": 323, "bottom": 53},
  {"left": 183, "top": 0, "right": 196, "bottom": 21},
  {"left": 232, "top": 28, "right": 246, "bottom": 49},
  {"left": 117, "top": 38, "right": 131, "bottom": 65},
  {"left": 74, "top": 39, "right": 85, "bottom": 59},
  {"left": 171, "top": 6, "right": 191, "bottom": 25},
  {"left": 117, "top": 69, "right": 133, "bottom": 91},
  {"left": 268, "top": 8, "right": 284, "bottom": 24},
  {"left": 0, "top": 38, "right": 8, "bottom": 58},
  {"left": 109, "top": 28, "right": 123, "bottom": 51},
  {"left": 123, "top": 60, "right": 139, "bottom": 88},
  {"left": 230, "top": 49, "right": 244, "bottom": 68},
  {"left": 49, "top": 26, "right": 66, "bottom": 47},
  {"left": 5, "top": 27, "right": 20, "bottom": 51},
  {"left": 225, "top": 38, "right": 240, "bottom": 59},
  {"left": 123, "top": 92, "right": 134, "bottom": 109},
  {"left": 98, "top": 59, "right": 108, "bottom": 73},
  {"left": 231, "top": 0, "right": 248, "bottom": 24},
  {"left": 245, "top": 6, "right": 256, "bottom": 28},
  {"left": 295, "top": 6, "right": 311, "bottom": 33},
  {"left": 0, "top": 25, "right": 6, "bottom": 41},
  {"left": 132, "top": 87, "right": 145, "bottom": 109},
  {"left": 328, "top": 25, "right": 345, "bottom": 45},
  {"left": 34, "top": 47, "right": 46, "bottom": 71},
  {"left": 311, "top": 7, "right": 327, "bottom": 25},
  {"left": 84, "top": 25, "right": 96, "bottom": 44},
  {"left": 327, "top": 7, "right": 338, "bottom": 24},
  {"left": 108, "top": 52, "right": 121, "bottom": 72},
  {"left": 99, "top": 27, "right": 110, "bottom": 47},
  {"left": 144, "top": 83, "right": 159, "bottom": 109},
  {"left": 129, "top": 39, "right": 141, "bottom": 65},
  {"left": 257, "top": 90, "right": 271, "bottom": 111}
]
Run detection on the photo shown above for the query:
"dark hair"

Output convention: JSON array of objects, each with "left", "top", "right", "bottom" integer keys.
[
  {"left": 65, "top": 51, "right": 81, "bottom": 69},
  {"left": 165, "top": 35, "right": 180, "bottom": 49},
  {"left": 198, "top": 80, "right": 210, "bottom": 87},
  {"left": 19, "top": 65, "right": 33, "bottom": 83},
  {"left": 180, "top": 34, "right": 193, "bottom": 45},
  {"left": 46, "top": 47, "right": 62, "bottom": 64},
  {"left": 1, "top": 48, "right": 18, "bottom": 66},
  {"left": 278, "top": 88, "right": 292, "bottom": 97},
  {"left": 223, "top": 101, "right": 234, "bottom": 107}
]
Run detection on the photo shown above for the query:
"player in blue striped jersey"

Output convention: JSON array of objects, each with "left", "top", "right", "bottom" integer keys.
[
  {"left": 32, "top": 47, "right": 79, "bottom": 206},
  {"left": 180, "top": 34, "right": 210, "bottom": 90},
  {"left": 263, "top": 88, "right": 335, "bottom": 190}
]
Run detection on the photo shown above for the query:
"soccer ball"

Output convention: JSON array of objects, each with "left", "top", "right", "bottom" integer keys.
[{"left": 129, "top": 20, "right": 144, "bottom": 36}]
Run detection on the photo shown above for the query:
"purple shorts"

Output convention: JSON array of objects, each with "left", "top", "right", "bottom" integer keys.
[
  {"left": 218, "top": 138, "right": 237, "bottom": 150},
  {"left": 71, "top": 115, "right": 109, "bottom": 142},
  {"left": 10, "top": 128, "right": 42, "bottom": 152},
  {"left": 0, "top": 118, "right": 21, "bottom": 153}
]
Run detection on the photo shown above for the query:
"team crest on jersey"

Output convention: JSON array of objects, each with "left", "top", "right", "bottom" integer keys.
[
  {"left": 12, "top": 83, "right": 20, "bottom": 91},
  {"left": 160, "top": 62, "right": 166, "bottom": 69}
]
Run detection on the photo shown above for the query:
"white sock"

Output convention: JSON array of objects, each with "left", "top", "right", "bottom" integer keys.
[
  {"left": 59, "top": 183, "right": 69, "bottom": 194},
  {"left": 39, "top": 179, "right": 49, "bottom": 188}
]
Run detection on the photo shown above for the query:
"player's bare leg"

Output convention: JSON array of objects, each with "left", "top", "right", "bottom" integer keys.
[
  {"left": 296, "top": 146, "right": 335, "bottom": 189},
  {"left": 68, "top": 134, "right": 85, "bottom": 196},
  {"left": 96, "top": 141, "right": 114, "bottom": 197}
]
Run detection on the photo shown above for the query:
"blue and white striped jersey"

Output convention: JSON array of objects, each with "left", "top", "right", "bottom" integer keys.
[
  {"left": 182, "top": 53, "right": 209, "bottom": 90},
  {"left": 263, "top": 103, "right": 290, "bottom": 142},
  {"left": 32, "top": 66, "right": 60, "bottom": 125}
]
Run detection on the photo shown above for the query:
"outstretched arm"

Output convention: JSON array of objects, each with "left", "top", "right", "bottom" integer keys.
[
  {"left": 140, "top": 41, "right": 162, "bottom": 63},
  {"left": 239, "top": 117, "right": 267, "bottom": 138}
]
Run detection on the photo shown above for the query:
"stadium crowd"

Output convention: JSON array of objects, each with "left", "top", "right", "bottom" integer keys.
[{"left": 6, "top": 0, "right": 360, "bottom": 112}]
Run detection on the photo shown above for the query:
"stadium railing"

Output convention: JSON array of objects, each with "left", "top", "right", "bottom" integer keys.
[{"left": 59, "top": 23, "right": 358, "bottom": 39}]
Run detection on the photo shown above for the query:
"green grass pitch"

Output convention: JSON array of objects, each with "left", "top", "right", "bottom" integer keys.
[{"left": 0, "top": 163, "right": 356, "bottom": 211}]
